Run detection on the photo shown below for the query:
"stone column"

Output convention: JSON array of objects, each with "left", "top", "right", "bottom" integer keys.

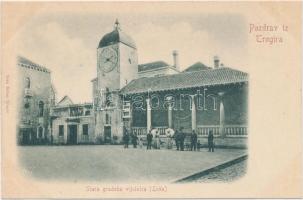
[
  {"left": 167, "top": 97, "right": 173, "bottom": 128},
  {"left": 146, "top": 98, "right": 151, "bottom": 132},
  {"left": 191, "top": 95, "right": 196, "bottom": 131},
  {"left": 218, "top": 92, "right": 225, "bottom": 137},
  {"left": 42, "top": 127, "right": 45, "bottom": 139},
  {"left": 64, "top": 124, "right": 68, "bottom": 144}
]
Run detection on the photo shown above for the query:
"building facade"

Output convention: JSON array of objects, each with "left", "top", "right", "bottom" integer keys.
[
  {"left": 92, "top": 20, "right": 139, "bottom": 143},
  {"left": 92, "top": 20, "right": 249, "bottom": 147},
  {"left": 51, "top": 96, "right": 95, "bottom": 144},
  {"left": 17, "top": 21, "right": 248, "bottom": 147},
  {"left": 17, "top": 56, "right": 56, "bottom": 145}
]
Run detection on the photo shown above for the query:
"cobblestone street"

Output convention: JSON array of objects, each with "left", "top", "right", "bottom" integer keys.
[
  {"left": 194, "top": 159, "right": 247, "bottom": 183},
  {"left": 19, "top": 145, "right": 247, "bottom": 183}
]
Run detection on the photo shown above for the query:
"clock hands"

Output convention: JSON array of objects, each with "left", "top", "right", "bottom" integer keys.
[{"left": 104, "top": 55, "right": 116, "bottom": 65}]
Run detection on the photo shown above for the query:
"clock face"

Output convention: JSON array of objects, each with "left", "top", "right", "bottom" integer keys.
[{"left": 99, "top": 48, "right": 118, "bottom": 73}]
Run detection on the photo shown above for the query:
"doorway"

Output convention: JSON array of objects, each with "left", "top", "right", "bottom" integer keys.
[
  {"left": 68, "top": 125, "right": 78, "bottom": 144},
  {"left": 21, "top": 129, "right": 30, "bottom": 145},
  {"left": 104, "top": 126, "right": 111, "bottom": 144}
]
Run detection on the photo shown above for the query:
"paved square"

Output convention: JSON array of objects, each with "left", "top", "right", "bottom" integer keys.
[{"left": 19, "top": 145, "right": 247, "bottom": 183}]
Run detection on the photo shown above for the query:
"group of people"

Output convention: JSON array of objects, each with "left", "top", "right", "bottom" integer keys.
[
  {"left": 171, "top": 128, "right": 214, "bottom": 152},
  {"left": 122, "top": 126, "right": 141, "bottom": 148},
  {"left": 122, "top": 126, "right": 215, "bottom": 152}
]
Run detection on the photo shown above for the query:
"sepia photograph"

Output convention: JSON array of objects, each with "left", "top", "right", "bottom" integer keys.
[
  {"left": 16, "top": 9, "right": 248, "bottom": 183},
  {"left": 1, "top": 1, "right": 302, "bottom": 199}
]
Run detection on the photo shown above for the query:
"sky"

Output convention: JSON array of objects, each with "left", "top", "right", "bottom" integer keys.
[{"left": 17, "top": 11, "right": 248, "bottom": 103}]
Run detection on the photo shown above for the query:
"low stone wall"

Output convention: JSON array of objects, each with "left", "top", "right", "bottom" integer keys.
[
  {"left": 137, "top": 135, "right": 247, "bottom": 149},
  {"left": 197, "top": 137, "right": 247, "bottom": 149}
]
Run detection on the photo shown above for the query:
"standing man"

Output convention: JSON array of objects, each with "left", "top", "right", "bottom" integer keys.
[
  {"left": 131, "top": 132, "right": 138, "bottom": 148},
  {"left": 208, "top": 130, "right": 214, "bottom": 152},
  {"left": 50, "top": 134, "right": 53, "bottom": 145},
  {"left": 155, "top": 131, "right": 161, "bottom": 149},
  {"left": 191, "top": 130, "right": 198, "bottom": 151},
  {"left": 179, "top": 127, "right": 185, "bottom": 151},
  {"left": 174, "top": 130, "right": 180, "bottom": 150},
  {"left": 123, "top": 126, "right": 129, "bottom": 148},
  {"left": 146, "top": 130, "right": 153, "bottom": 150}
]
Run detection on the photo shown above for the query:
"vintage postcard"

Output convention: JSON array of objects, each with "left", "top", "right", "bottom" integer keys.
[{"left": 1, "top": 1, "right": 302, "bottom": 199}]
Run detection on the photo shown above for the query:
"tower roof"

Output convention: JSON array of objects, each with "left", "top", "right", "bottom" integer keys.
[{"left": 98, "top": 20, "right": 136, "bottom": 49}]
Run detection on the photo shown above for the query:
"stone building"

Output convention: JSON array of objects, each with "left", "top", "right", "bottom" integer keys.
[
  {"left": 121, "top": 64, "right": 248, "bottom": 147},
  {"left": 51, "top": 96, "right": 94, "bottom": 144},
  {"left": 19, "top": 20, "right": 248, "bottom": 147},
  {"left": 92, "top": 20, "right": 139, "bottom": 143},
  {"left": 92, "top": 20, "right": 249, "bottom": 147},
  {"left": 17, "top": 56, "right": 56, "bottom": 145}
]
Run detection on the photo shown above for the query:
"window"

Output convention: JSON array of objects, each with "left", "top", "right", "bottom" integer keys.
[
  {"left": 39, "top": 101, "right": 44, "bottom": 117},
  {"left": 25, "top": 77, "right": 30, "bottom": 89},
  {"left": 105, "top": 113, "right": 111, "bottom": 125},
  {"left": 70, "top": 107, "right": 83, "bottom": 116},
  {"left": 82, "top": 124, "right": 88, "bottom": 135},
  {"left": 59, "top": 125, "right": 64, "bottom": 136},
  {"left": 85, "top": 110, "right": 90, "bottom": 116},
  {"left": 38, "top": 127, "right": 43, "bottom": 138},
  {"left": 105, "top": 87, "right": 114, "bottom": 107},
  {"left": 24, "top": 98, "right": 30, "bottom": 109}
]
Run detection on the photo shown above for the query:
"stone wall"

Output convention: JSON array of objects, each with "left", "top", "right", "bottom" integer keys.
[{"left": 17, "top": 59, "right": 54, "bottom": 144}]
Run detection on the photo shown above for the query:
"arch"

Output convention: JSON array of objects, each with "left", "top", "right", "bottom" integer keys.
[
  {"left": 206, "top": 94, "right": 217, "bottom": 111},
  {"left": 38, "top": 126, "right": 43, "bottom": 138}
]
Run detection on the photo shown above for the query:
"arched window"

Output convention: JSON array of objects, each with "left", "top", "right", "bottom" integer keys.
[
  {"left": 25, "top": 77, "right": 30, "bottom": 89},
  {"left": 39, "top": 101, "right": 44, "bottom": 117},
  {"left": 38, "top": 127, "right": 43, "bottom": 138},
  {"left": 24, "top": 98, "right": 30, "bottom": 109},
  {"left": 206, "top": 95, "right": 217, "bottom": 111}
]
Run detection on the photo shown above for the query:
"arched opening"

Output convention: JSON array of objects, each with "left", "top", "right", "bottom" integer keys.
[
  {"left": 38, "top": 126, "right": 43, "bottom": 138},
  {"left": 25, "top": 77, "right": 30, "bottom": 89},
  {"left": 39, "top": 101, "right": 44, "bottom": 117},
  {"left": 206, "top": 94, "right": 217, "bottom": 111}
]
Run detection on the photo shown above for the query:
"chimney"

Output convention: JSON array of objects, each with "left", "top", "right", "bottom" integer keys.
[
  {"left": 173, "top": 50, "right": 179, "bottom": 71},
  {"left": 214, "top": 56, "right": 220, "bottom": 69}
]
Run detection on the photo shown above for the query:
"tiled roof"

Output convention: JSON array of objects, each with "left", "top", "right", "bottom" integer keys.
[
  {"left": 121, "top": 67, "right": 248, "bottom": 94},
  {"left": 57, "top": 95, "right": 73, "bottom": 106},
  {"left": 138, "top": 61, "right": 170, "bottom": 72},
  {"left": 17, "top": 56, "right": 50, "bottom": 73},
  {"left": 183, "top": 62, "right": 212, "bottom": 72}
]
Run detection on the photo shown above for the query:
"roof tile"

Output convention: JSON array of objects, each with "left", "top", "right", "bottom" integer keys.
[
  {"left": 121, "top": 67, "right": 248, "bottom": 94},
  {"left": 138, "top": 61, "right": 170, "bottom": 72}
]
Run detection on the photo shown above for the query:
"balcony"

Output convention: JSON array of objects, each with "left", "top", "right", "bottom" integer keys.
[
  {"left": 38, "top": 117, "right": 44, "bottom": 124},
  {"left": 24, "top": 88, "right": 33, "bottom": 97},
  {"left": 122, "top": 101, "right": 131, "bottom": 118}
]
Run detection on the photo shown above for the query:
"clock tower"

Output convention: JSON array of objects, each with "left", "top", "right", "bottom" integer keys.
[
  {"left": 94, "top": 19, "right": 138, "bottom": 143},
  {"left": 97, "top": 19, "right": 138, "bottom": 92}
]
